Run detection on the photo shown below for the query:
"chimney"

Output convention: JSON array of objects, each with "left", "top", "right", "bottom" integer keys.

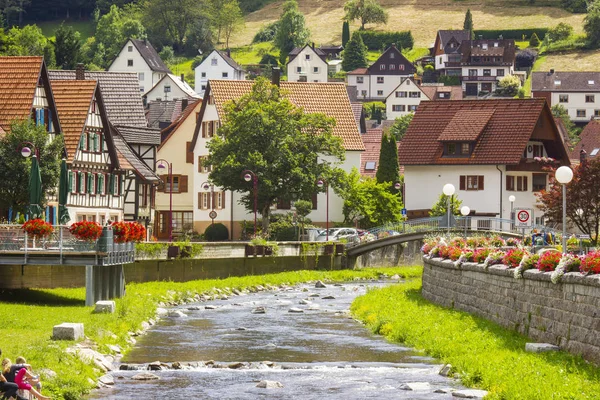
[
  {"left": 181, "top": 98, "right": 188, "bottom": 111},
  {"left": 550, "top": 69, "right": 555, "bottom": 75},
  {"left": 181, "top": 73, "right": 185, "bottom": 83},
  {"left": 75, "top": 63, "right": 85, "bottom": 80},
  {"left": 272, "top": 67, "right": 281, "bottom": 87},
  {"left": 580, "top": 148, "right": 587, "bottom": 167},
  {"left": 226, "top": 48, "right": 231, "bottom": 58},
  {"left": 311, "top": 42, "right": 315, "bottom": 49}
]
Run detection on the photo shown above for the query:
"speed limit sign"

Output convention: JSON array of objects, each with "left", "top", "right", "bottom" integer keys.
[{"left": 515, "top": 208, "right": 532, "bottom": 227}]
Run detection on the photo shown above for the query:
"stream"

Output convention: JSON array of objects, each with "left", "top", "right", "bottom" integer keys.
[{"left": 91, "top": 280, "right": 473, "bottom": 399}]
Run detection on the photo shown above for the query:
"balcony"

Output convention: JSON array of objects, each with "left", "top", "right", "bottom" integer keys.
[
  {"left": 444, "top": 61, "right": 462, "bottom": 68},
  {"left": 462, "top": 76, "right": 498, "bottom": 82}
]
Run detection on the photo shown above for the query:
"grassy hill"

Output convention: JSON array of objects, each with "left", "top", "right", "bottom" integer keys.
[{"left": 233, "top": 0, "right": 586, "bottom": 48}]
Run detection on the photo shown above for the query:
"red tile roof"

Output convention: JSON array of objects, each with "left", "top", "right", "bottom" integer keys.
[
  {"left": 348, "top": 68, "right": 368, "bottom": 75},
  {"left": 398, "top": 99, "right": 563, "bottom": 165},
  {"left": 0, "top": 56, "right": 43, "bottom": 132},
  {"left": 420, "top": 85, "right": 463, "bottom": 101},
  {"left": 570, "top": 120, "right": 600, "bottom": 162},
  {"left": 51, "top": 80, "right": 97, "bottom": 160},
  {"left": 437, "top": 110, "right": 494, "bottom": 142},
  {"left": 360, "top": 128, "right": 382, "bottom": 177}
]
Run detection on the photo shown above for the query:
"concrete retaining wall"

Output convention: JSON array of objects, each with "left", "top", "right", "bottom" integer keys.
[{"left": 422, "top": 257, "right": 600, "bottom": 363}]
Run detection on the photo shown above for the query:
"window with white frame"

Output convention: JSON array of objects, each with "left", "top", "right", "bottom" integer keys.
[
  {"left": 356, "top": 77, "right": 364, "bottom": 84},
  {"left": 138, "top": 72, "right": 144, "bottom": 81},
  {"left": 396, "top": 91, "right": 407, "bottom": 98},
  {"left": 313, "top": 67, "right": 319, "bottom": 73},
  {"left": 201, "top": 72, "right": 206, "bottom": 78},
  {"left": 577, "top": 109, "right": 586, "bottom": 117},
  {"left": 586, "top": 95, "right": 595, "bottom": 103},
  {"left": 128, "top": 45, "right": 133, "bottom": 52},
  {"left": 222, "top": 72, "right": 228, "bottom": 78},
  {"left": 211, "top": 58, "right": 218, "bottom": 66},
  {"left": 380, "top": 64, "right": 385, "bottom": 70},
  {"left": 408, "top": 105, "right": 418, "bottom": 112},
  {"left": 392, "top": 105, "right": 405, "bottom": 112}
]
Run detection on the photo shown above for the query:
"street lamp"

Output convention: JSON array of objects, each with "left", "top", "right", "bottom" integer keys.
[
  {"left": 461, "top": 205, "right": 470, "bottom": 237},
  {"left": 317, "top": 178, "right": 329, "bottom": 241},
  {"left": 156, "top": 159, "right": 173, "bottom": 242},
  {"left": 555, "top": 166, "right": 574, "bottom": 253},
  {"left": 242, "top": 170, "right": 258, "bottom": 236},
  {"left": 201, "top": 181, "right": 215, "bottom": 226},
  {"left": 442, "top": 183, "right": 455, "bottom": 234},
  {"left": 20, "top": 142, "right": 38, "bottom": 158},
  {"left": 509, "top": 195, "right": 516, "bottom": 231}
]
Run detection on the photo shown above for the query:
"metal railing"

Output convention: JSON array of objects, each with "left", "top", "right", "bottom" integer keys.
[{"left": 0, "top": 224, "right": 98, "bottom": 253}]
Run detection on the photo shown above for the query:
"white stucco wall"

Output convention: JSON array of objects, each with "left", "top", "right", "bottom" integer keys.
[
  {"left": 550, "top": 92, "right": 599, "bottom": 122},
  {"left": 109, "top": 40, "right": 165, "bottom": 94},
  {"left": 386, "top": 79, "right": 423, "bottom": 119},
  {"left": 287, "top": 47, "right": 328, "bottom": 83},
  {"left": 194, "top": 51, "right": 243, "bottom": 94},
  {"left": 145, "top": 75, "right": 197, "bottom": 101}
]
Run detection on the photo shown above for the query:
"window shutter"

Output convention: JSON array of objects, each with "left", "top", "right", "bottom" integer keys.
[
  {"left": 211, "top": 191, "right": 216, "bottom": 210},
  {"left": 180, "top": 175, "right": 188, "bottom": 193},
  {"left": 120, "top": 175, "right": 124, "bottom": 195},
  {"left": 198, "top": 192, "right": 202, "bottom": 209},
  {"left": 109, "top": 174, "right": 115, "bottom": 195},
  {"left": 506, "top": 176, "right": 513, "bottom": 191},
  {"left": 94, "top": 134, "right": 99, "bottom": 152},
  {"left": 186, "top": 141, "right": 193, "bottom": 163},
  {"left": 312, "top": 193, "right": 318, "bottom": 209},
  {"left": 79, "top": 135, "right": 84, "bottom": 150},
  {"left": 523, "top": 176, "right": 528, "bottom": 191},
  {"left": 48, "top": 109, "right": 52, "bottom": 132},
  {"left": 459, "top": 176, "right": 466, "bottom": 190},
  {"left": 221, "top": 191, "right": 226, "bottom": 209},
  {"left": 517, "top": 176, "right": 522, "bottom": 191},
  {"left": 80, "top": 173, "right": 85, "bottom": 193},
  {"left": 478, "top": 176, "right": 484, "bottom": 190},
  {"left": 99, "top": 175, "right": 104, "bottom": 194},
  {"left": 87, "top": 174, "right": 93, "bottom": 194},
  {"left": 198, "top": 156, "right": 203, "bottom": 173},
  {"left": 68, "top": 171, "right": 73, "bottom": 192},
  {"left": 202, "top": 122, "right": 207, "bottom": 138}
]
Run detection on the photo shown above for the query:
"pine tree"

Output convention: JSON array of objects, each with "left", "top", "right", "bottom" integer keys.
[
  {"left": 376, "top": 133, "right": 400, "bottom": 193},
  {"left": 529, "top": 32, "right": 540, "bottom": 46},
  {"left": 342, "top": 33, "right": 367, "bottom": 71},
  {"left": 464, "top": 9, "right": 474, "bottom": 39},
  {"left": 342, "top": 20, "right": 350, "bottom": 48}
]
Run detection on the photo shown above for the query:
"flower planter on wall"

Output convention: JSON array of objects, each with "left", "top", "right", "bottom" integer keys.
[
  {"left": 255, "top": 245, "right": 265, "bottom": 256},
  {"left": 264, "top": 246, "right": 273, "bottom": 256},
  {"left": 167, "top": 245, "right": 180, "bottom": 259},
  {"left": 245, "top": 244, "right": 255, "bottom": 257},
  {"left": 324, "top": 244, "right": 334, "bottom": 255},
  {"left": 335, "top": 244, "right": 344, "bottom": 255}
]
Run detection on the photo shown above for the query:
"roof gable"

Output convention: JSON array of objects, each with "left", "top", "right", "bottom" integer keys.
[
  {"left": 196, "top": 50, "right": 243, "bottom": 72},
  {"left": 0, "top": 56, "right": 43, "bottom": 132},
  {"left": 192, "top": 80, "right": 364, "bottom": 151},
  {"left": 459, "top": 39, "right": 516, "bottom": 64},
  {"left": 145, "top": 73, "right": 200, "bottom": 99},
  {"left": 367, "top": 46, "right": 416, "bottom": 75},
  {"left": 398, "top": 99, "right": 566, "bottom": 165},
  {"left": 569, "top": 120, "right": 600, "bottom": 161},
  {"left": 288, "top": 44, "right": 328, "bottom": 64},
  {"left": 129, "top": 39, "right": 171, "bottom": 73},
  {"left": 111, "top": 129, "right": 160, "bottom": 182},
  {"left": 160, "top": 99, "right": 202, "bottom": 149}
]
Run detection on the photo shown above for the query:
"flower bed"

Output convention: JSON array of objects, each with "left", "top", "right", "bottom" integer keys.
[{"left": 422, "top": 235, "right": 600, "bottom": 282}]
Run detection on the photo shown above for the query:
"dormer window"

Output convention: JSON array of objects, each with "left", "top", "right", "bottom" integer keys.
[
  {"left": 494, "top": 42, "right": 499, "bottom": 47},
  {"left": 444, "top": 142, "right": 472, "bottom": 157},
  {"left": 554, "top": 80, "right": 561, "bottom": 85},
  {"left": 589, "top": 80, "right": 595, "bottom": 85},
  {"left": 482, "top": 43, "right": 488, "bottom": 50}
]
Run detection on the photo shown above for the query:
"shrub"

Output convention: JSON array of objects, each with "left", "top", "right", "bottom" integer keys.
[
  {"left": 537, "top": 250, "right": 562, "bottom": 272},
  {"left": 253, "top": 21, "right": 279, "bottom": 43},
  {"left": 548, "top": 23, "right": 574, "bottom": 41},
  {"left": 502, "top": 248, "right": 527, "bottom": 267},
  {"left": 473, "top": 28, "right": 548, "bottom": 40},
  {"left": 351, "top": 30, "right": 414, "bottom": 51},
  {"left": 204, "top": 223, "right": 229, "bottom": 241},
  {"left": 515, "top": 49, "right": 536, "bottom": 69},
  {"left": 560, "top": 0, "right": 588, "bottom": 13},
  {"left": 437, "top": 75, "right": 460, "bottom": 86},
  {"left": 473, "top": 248, "right": 491, "bottom": 263},
  {"left": 259, "top": 53, "right": 279, "bottom": 66},
  {"left": 529, "top": 33, "right": 541, "bottom": 47},
  {"left": 580, "top": 250, "right": 600, "bottom": 274}
]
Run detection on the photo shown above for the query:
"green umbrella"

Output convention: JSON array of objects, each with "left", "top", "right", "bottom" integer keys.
[
  {"left": 28, "top": 154, "right": 43, "bottom": 219},
  {"left": 58, "top": 159, "right": 70, "bottom": 224}
]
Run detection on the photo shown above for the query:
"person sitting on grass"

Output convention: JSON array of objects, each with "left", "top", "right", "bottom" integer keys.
[
  {"left": 1, "top": 359, "right": 49, "bottom": 400},
  {"left": 14, "top": 357, "right": 42, "bottom": 397},
  {"left": 0, "top": 349, "right": 25, "bottom": 400}
]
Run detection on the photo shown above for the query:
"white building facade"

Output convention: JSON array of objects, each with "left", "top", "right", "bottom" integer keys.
[
  {"left": 194, "top": 50, "right": 245, "bottom": 95},
  {"left": 287, "top": 45, "right": 328, "bottom": 83}
]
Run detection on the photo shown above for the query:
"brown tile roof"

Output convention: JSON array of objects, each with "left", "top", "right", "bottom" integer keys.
[
  {"left": 159, "top": 98, "right": 202, "bottom": 149},
  {"left": 437, "top": 110, "right": 494, "bottom": 142},
  {"left": 420, "top": 85, "right": 463, "bottom": 101},
  {"left": 112, "top": 131, "right": 159, "bottom": 182},
  {"left": 398, "top": 98, "right": 559, "bottom": 165},
  {"left": 49, "top": 70, "right": 147, "bottom": 127},
  {"left": 459, "top": 39, "right": 516, "bottom": 65},
  {"left": 51, "top": 80, "right": 97, "bottom": 160},
  {"left": 532, "top": 71, "right": 600, "bottom": 92},
  {"left": 207, "top": 80, "right": 364, "bottom": 151},
  {"left": 114, "top": 125, "right": 161, "bottom": 145},
  {"left": 569, "top": 120, "right": 600, "bottom": 161},
  {"left": 0, "top": 56, "right": 42, "bottom": 132},
  {"left": 437, "top": 30, "right": 471, "bottom": 55},
  {"left": 360, "top": 128, "right": 382, "bottom": 177},
  {"left": 348, "top": 68, "right": 368, "bottom": 75}
]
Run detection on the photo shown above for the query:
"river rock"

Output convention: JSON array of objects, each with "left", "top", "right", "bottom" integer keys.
[
  {"left": 38, "top": 369, "right": 57, "bottom": 380},
  {"left": 390, "top": 274, "right": 401, "bottom": 280},
  {"left": 228, "top": 362, "right": 245, "bottom": 369},
  {"left": 236, "top": 327, "right": 247, "bottom": 331},
  {"left": 187, "top": 306, "right": 201, "bottom": 311},
  {"left": 171, "top": 362, "right": 182, "bottom": 370},
  {"left": 452, "top": 389, "right": 489, "bottom": 398},
  {"left": 308, "top": 304, "right": 320, "bottom": 310},
  {"left": 108, "top": 345, "right": 122, "bottom": 354},
  {"left": 98, "top": 374, "right": 114, "bottom": 386},
  {"left": 131, "top": 372, "right": 160, "bottom": 381},
  {"left": 322, "top": 296, "right": 336, "bottom": 300},
  {"left": 525, "top": 343, "right": 560, "bottom": 353},
  {"left": 169, "top": 310, "right": 188, "bottom": 318},
  {"left": 141, "top": 321, "right": 150, "bottom": 330},
  {"left": 252, "top": 307, "right": 266, "bottom": 314},
  {"left": 288, "top": 308, "right": 304, "bottom": 313},
  {"left": 256, "top": 380, "right": 283, "bottom": 389},
  {"left": 148, "top": 361, "right": 163, "bottom": 371},
  {"left": 205, "top": 305, "right": 217, "bottom": 310},
  {"left": 155, "top": 308, "right": 168, "bottom": 316},
  {"left": 309, "top": 293, "right": 320, "bottom": 297},
  {"left": 232, "top": 289, "right": 242, "bottom": 295},
  {"left": 439, "top": 364, "right": 452, "bottom": 377},
  {"left": 315, "top": 280, "right": 327, "bottom": 288},
  {"left": 399, "top": 382, "right": 431, "bottom": 391},
  {"left": 299, "top": 299, "right": 311, "bottom": 305},
  {"left": 262, "top": 361, "right": 275, "bottom": 367},
  {"left": 53, "top": 323, "right": 84, "bottom": 341},
  {"left": 435, "top": 388, "right": 454, "bottom": 394}
]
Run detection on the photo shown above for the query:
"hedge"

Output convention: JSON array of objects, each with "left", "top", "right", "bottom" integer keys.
[
  {"left": 473, "top": 28, "right": 548, "bottom": 40},
  {"left": 351, "top": 30, "right": 414, "bottom": 51}
]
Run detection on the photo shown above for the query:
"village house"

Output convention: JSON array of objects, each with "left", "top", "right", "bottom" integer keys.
[
  {"left": 49, "top": 67, "right": 160, "bottom": 226},
  {"left": 0, "top": 56, "right": 62, "bottom": 222},
  {"left": 287, "top": 44, "right": 329, "bottom": 83},
  {"left": 385, "top": 80, "right": 463, "bottom": 119},
  {"left": 398, "top": 99, "right": 570, "bottom": 224},
  {"left": 459, "top": 39, "right": 516, "bottom": 97},
  {"left": 532, "top": 71, "right": 600, "bottom": 124},
  {"left": 347, "top": 45, "right": 416, "bottom": 101},
  {"left": 144, "top": 73, "right": 200, "bottom": 102},
  {"left": 568, "top": 119, "right": 600, "bottom": 163},
  {"left": 191, "top": 71, "right": 364, "bottom": 238},
  {"left": 432, "top": 29, "right": 471, "bottom": 77},
  {"left": 194, "top": 49, "right": 245, "bottom": 95},
  {"left": 359, "top": 128, "right": 383, "bottom": 178},
  {"left": 154, "top": 99, "right": 202, "bottom": 239},
  {"left": 108, "top": 38, "right": 171, "bottom": 94},
  {"left": 146, "top": 98, "right": 188, "bottom": 129}
]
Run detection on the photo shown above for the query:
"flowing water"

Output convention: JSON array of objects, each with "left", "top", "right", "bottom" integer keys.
[{"left": 91, "top": 281, "right": 467, "bottom": 399}]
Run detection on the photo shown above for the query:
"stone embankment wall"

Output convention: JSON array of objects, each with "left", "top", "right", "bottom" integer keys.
[
  {"left": 422, "top": 257, "right": 600, "bottom": 364},
  {"left": 354, "top": 240, "right": 423, "bottom": 268}
]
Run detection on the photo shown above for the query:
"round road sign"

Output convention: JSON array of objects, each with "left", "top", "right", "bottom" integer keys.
[
  {"left": 209, "top": 210, "right": 217, "bottom": 220},
  {"left": 517, "top": 210, "right": 530, "bottom": 223}
]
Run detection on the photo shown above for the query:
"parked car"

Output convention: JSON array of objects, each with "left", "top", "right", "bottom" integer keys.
[
  {"left": 316, "top": 228, "right": 359, "bottom": 243},
  {"left": 299, "top": 228, "right": 324, "bottom": 241}
]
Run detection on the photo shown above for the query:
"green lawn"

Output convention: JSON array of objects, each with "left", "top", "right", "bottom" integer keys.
[
  {"left": 0, "top": 266, "right": 420, "bottom": 400},
  {"left": 230, "top": 41, "right": 280, "bottom": 65},
  {"left": 38, "top": 19, "right": 96, "bottom": 40},
  {"left": 352, "top": 279, "right": 600, "bottom": 399}
]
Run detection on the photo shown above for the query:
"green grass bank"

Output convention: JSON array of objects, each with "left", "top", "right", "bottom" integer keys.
[
  {"left": 0, "top": 266, "right": 420, "bottom": 400},
  {"left": 351, "top": 279, "right": 600, "bottom": 400}
]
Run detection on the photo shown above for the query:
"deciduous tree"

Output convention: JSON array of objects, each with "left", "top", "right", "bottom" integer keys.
[
  {"left": 7, "top": 24, "right": 55, "bottom": 67},
  {"left": 585, "top": 1, "right": 600, "bottom": 48},
  {"left": 0, "top": 120, "right": 63, "bottom": 215},
  {"left": 343, "top": 0, "right": 388, "bottom": 30},
  {"left": 429, "top": 193, "right": 462, "bottom": 217},
  {"left": 142, "top": 0, "right": 204, "bottom": 52},
  {"left": 206, "top": 77, "right": 345, "bottom": 232},
  {"left": 274, "top": 0, "right": 310, "bottom": 64},
  {"left": 341, "top": 33, "right": 367, "bottom": 72},
  {"left": 54, "top": 23, "right": 81, "bottom": 70},
  {"left": 388, "top": 113, "right": 413, "bottom": 142},
  {"left": 221, "top": 0, "right": 244, "bottom": 49},
  {"left": 552, "top": 104, "right": 581, "bottom": 144},
  {"left": 537, "top": 161, "right": 600, "bottom": 244}
]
